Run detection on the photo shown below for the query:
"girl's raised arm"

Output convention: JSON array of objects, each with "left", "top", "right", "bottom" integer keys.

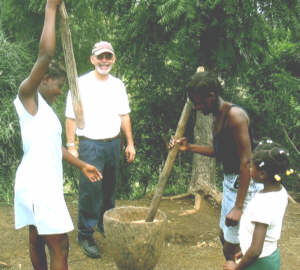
[{"left": 18, "top": 0, "right": 61, "bottom": 113}]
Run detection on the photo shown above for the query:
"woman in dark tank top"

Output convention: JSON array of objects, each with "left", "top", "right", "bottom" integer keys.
[
  {"left": 213, "top": 104, "right": 254, "bottom": 175},
  {"left": 169, "top": 71, "right": 262, "bottom": 261}
]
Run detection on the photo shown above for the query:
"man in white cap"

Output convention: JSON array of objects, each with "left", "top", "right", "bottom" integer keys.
[{"left": 65, "top": 41, "right": 136, "bottom": 258}]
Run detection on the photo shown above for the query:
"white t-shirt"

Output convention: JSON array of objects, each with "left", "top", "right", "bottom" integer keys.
[
  {"left": 239, "top": 187, "right": 288, "bottom": 258},
  {"left": 65, "top": 71, "right": 130, "bottom": 139}
]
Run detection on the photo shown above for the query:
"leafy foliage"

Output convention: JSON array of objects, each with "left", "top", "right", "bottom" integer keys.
[
  {"left": 242, "top": 31, "right": 300, "bottom": 188},
  {"left": 98, "top": 0, "right": 300, "bottom": 194},
  {"left": 0, "top": 29, "right": 34, "bottom": 203}
]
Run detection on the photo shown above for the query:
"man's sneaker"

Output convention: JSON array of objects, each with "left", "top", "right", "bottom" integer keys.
[{"left": 78, "top": 236, "right": 101, "bottom": 258}]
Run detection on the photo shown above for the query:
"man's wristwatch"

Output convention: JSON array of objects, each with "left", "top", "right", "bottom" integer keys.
[{"left": 66, "top": 142, "right": 75, "bottom": 147}]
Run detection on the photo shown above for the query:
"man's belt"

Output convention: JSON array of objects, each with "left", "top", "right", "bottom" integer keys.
[{"left": 78, "top": 133, "right": 121, "bottom": 143}]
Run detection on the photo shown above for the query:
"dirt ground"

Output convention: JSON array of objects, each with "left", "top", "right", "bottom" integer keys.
[{"left": 0, "top": 194, "right": 300, "bottom": 270}]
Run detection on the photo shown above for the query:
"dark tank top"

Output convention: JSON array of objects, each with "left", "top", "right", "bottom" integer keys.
[{"left": 213, "top": 105, "right": 254, "bottom": 174}]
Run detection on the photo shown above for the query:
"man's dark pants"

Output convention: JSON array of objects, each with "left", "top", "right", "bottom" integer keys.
[{"left": 77, "top": 137, "right": 120, "bottom": 239}]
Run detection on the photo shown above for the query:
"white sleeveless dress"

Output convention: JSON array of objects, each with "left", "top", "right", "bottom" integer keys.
[{"left": 14, "top": 93, "right": 74, "bottom": 235}]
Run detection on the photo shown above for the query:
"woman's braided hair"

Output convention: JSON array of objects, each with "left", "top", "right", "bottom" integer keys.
[{"left": 252, "top": 139, "right": 291, "bottom": 182}]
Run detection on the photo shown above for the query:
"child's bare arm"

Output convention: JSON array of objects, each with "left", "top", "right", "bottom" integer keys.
[
  {"left": 18, "top": 1, "right": 61, "bottom": 114},
  {"left": 225, "top": 108, "right": 251, "bottom": 226},
  {"left": 62, "top": 146, "right": 102, "bottom": 182},
  {"left": 169, "top": 136, "right": 215, "bottom": 156},
  {"left": 224, "top": 222, "right": 267, "bottom": 270}
]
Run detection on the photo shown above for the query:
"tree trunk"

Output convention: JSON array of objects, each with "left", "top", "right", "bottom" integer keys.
[{"left": 190, "top": 112, "right": 221, "bottom": 206}]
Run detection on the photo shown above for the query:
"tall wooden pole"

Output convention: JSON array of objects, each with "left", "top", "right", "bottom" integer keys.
[
  {"left": 59, "top": 2, "right": 84, "bottom": 129},
  {"left": 146, "top": 99, "right": 193, "bottom": 222}
]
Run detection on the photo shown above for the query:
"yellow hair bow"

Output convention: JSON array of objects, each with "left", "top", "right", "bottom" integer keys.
[
  {"left": 274, "top": 174, "right": 281, "bottom": 181},
  {"left": 286, "top": 169, "right": 294, "bottom": 176}
]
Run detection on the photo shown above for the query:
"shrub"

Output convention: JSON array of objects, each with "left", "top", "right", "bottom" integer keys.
[{"left": 0, "top": 29, "right": 33, "bottom": 203}]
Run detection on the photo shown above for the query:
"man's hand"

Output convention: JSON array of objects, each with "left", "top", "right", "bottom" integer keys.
[
  {"left": 81, "top": 164, "right": 102, "bottom": 182},
  {"left": 125, "top": 144, "right": 136, "bottom": 163},
  {"left": 225, "top": 206, "right": 242, "bottom": 227},
  {"left": 223, "top": 260, "right": 238, "bottom": 270},
  {"left": 168, "top": 136, "right": 189, "bottom": 151},
  {"left": 67, "top": 146, "right": 78, "bottom": 158}
]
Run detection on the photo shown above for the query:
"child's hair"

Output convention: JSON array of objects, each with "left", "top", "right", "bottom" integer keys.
[
  {"left": 186, "top": 71, "right": 223, "bottom": 99},
  {"left": 252, "top": 139, "right": 293, "bottom": 182},
  {"left": 47, "top": 60, "right": 66, "bottom": 79}
]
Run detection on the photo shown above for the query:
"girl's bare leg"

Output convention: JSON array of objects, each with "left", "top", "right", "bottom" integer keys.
[
  {"left": 29, "top": 225, "right": 48, "bottom": 270},
  {"left": 44, "top": 233, "right": 69, "bottom": 270}
]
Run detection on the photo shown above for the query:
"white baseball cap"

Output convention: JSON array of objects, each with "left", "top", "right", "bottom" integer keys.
[{"left": 92, "top": 41, "right": 115, "bottom": 56}]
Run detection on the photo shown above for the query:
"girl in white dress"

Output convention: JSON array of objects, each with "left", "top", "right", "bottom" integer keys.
[{"left": 14, "top": 1, "right": 102, "bottom": 269}]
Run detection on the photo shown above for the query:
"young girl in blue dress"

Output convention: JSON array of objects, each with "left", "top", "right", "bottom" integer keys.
[{"left": 224, "top": 139, "right": 293, "bottom": 270}]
